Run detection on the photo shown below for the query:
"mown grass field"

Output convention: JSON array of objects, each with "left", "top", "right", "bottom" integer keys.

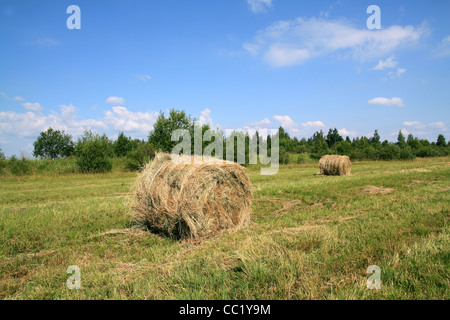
[{"left": 0, "top": 157, "right": 448, "bottom": 300}]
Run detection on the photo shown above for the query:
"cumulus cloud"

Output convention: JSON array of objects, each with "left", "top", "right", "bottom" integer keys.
[
  {"left": 199, "top": 108, "right": 213, "bottom": 127},
  {"left": 301, "top": 121, "right": 326, "bottom": 128},
  {"left": 22, "top": 102, "right": 43, "bottom": 112},
  {"left": 404, "top": 121, "right": 446, "bottom": 131},
  {"left": 338, "top": 128, "right": 357, "bottom": 137},
  {"left": 247, "top": 0, "right": 272, "bottom": 14},
  {"left": 106, "top": 96, "right": 125, "bottom": 105},
  {"left": 13, "top": 96, "right": 25, "bottom": 101},
  {"left": 246, "top": 118, "right": 272, "bottom": 127},
  {"left": 373, "top": 57, "right": 406, "bottom": 79},
  {"left": 429, "top": 122, "right": 446, "bottom": 129},
  {"left": 403, "top": 121, "right": 423, "bottom": 128},
  {"left": 0, "top": 111, "right": 60, "bottom": 137},
  {"left": 273, "top": 115, "right": 298, "bottom": 129},
  {"left": 0, "top": 105, "right": 159, "bottom": 139},
  {"left": 244, "top": 17, "right": 428, "bottom": 67},
  {"left": 368, "top": 97, "right": 405, "bottom": 107},
  {"left": 244, "top": 118, "right": 272, "bottom": 131},
  {"left": 104, "top": 106, "right": 158, "bottom": 133}
]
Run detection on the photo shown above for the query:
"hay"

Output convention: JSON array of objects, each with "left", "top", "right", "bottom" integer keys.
[
  {"left": 318, "top": 155, "right": 351, "bottom": 176},
  {"left": 361, "top": 185, "right": 394, "bottom": 195},
  {"left": 130, "top": 153, "right": 252, "bottom": 240}
]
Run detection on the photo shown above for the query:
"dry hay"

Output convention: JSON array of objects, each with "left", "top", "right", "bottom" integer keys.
[
  {"left": 129, "top": 153, "right": 252, "bottom": 240},
  {"left": 361, "top": 185, "right": 394, "bottom": 195},
  {"left": 318, "top": 155, "right": 351, "bottom": 176}
]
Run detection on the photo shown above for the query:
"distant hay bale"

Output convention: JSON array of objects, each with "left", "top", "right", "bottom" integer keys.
[
  {"left": 130, "top": 153, "right": 252, "bottom": 240},
  {"left": 318, "top": 155, "right": 351, "bottom": 176}
]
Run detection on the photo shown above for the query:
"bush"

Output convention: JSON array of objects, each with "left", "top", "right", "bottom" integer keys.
[
  {"left": 379, "top": 144, "right": 401, "bottom": 160},
  {"left": 336, "top": 141, "right": 352, "bottom": 156},
  {"left": 0, "top": 147, "right": 5, "bottom": 174},
  {"left": 349, "top": 149, "right": 364, "bottom": 161},
  {"left": 363, "top": 146, "right": 380, "bottom": 160},
  {"left": 0, "top": 159, "right": 6, "bottom": 175},
  {"left": 114, "top": 132, "right": 133, "bottom": 157},
  {"left": 400, "top": 146, "right": 416, "bottom": 160},
  {"left": 125, "top": 143, "right": 156, "bottom": 171},
  {"left": 296, "top": 154, "right": 308, "bottom": 164},
  {"left": 416, "top": 146, "right": 441, "bottom": 158},
  {"left": 36, "top": 158, "right": 79, "bottom": 175},
  {"left": 76, "top": 131, "right": 113, "bottom": 173},
  {"left": 279, "top": 147, "right": 290, "bottom": 165},
  {"left": 9, "top": 156, "right": 33, "bottom": 176}
]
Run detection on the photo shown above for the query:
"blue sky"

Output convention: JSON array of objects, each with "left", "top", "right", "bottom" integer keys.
[{"left": 1, "top": 0, "right": 449, "bottom": 156}]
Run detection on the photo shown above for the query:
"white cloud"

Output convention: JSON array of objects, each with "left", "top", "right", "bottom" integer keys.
[
  {"left": 434, "top": 35, "right": 450, "bottom": 57},
  {"left": 104, "top": 106, "right": 158, "bottom": 133},
  {"left": 135, "top": 74, "right": 152, "bottom": 82},
  {"left": 22, "top": 102, "right": 43, "bottom": 112},
  {"left": 0, "top": 111, "right": 62, "bottom": 137},
  {"left": 13, "top": 96, "right": 25, "bottom": 101},
  {"left": 373, "top": 56, "right": 397, "bottom": 70},
  {"left": 244, "top": 118, "right": 272, "bottom": 131},
  {"left": 400, "top": 128, "right": 410, "bottom": 136},
  {"left": 338, "top": 128, "right": 357, "bottom": 137},
  {"left": 374, "top": 57, "right": 407, "bottom": 79},
  {"left": 403, "top": 121, "right": 423, "bottom": 128},
  {"left": 301, "top": 121, "right": 326, "bottom": 128},
  {"left": 368, "top": 97, "right": 405, "bottom": 107},
  {"left": 387, "top": 68, "right": 406, "bottom": 79},
  {"left": 106, "top": 96, "right": 125, "bottom": 105},
  {"left": 246, "top": 118, "right": 272, "bottom": 127},
  {"left": 429, "top": 122, "right": 446, "bottom": 129},
  {"left": 401, "top": 121, "right": 447, "bottom": 134},
  {"left": 244, "top": 17, "right": 428, "bottom": 67},
  {"left": 264, "top": 45, "right": 310, "bottom": 67},
  {"left": 199, "top": 108, "right": 213, "bottom": 127},
  {"left": 247, "top": 0, "right": 272, "bottom": 14},
  {"left": 273, "top": 115, "right": 298, "bottom": 129},
  {"left": 0, "top": 104, "right": 160, "bottom": 139}
]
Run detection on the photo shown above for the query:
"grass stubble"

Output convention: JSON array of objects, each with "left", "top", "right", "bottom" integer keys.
[{"left": 0, "top": 157, "right": 448, "bottom": 300}]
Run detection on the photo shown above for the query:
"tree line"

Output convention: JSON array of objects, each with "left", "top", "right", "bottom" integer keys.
[{"left": 1, "top": 109, "right": 448, "bottom": 174}]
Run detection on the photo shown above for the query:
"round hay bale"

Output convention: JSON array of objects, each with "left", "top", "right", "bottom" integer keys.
[
  {"left": 318, "top": 155, "right": 351, "bottom": 176},
  {"left": 130, "top": 153, "right": 252, "bottom": 240}
]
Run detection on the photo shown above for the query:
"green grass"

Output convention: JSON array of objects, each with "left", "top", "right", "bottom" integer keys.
[{"left": 0, "top": 157, "right": 448, "bottom": 299}]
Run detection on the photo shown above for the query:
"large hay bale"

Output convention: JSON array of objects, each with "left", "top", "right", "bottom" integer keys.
[
  {"left": 130, "top": 153, "right": 252, "bottom": 240},
  {"left": 318, "top": 155, "right": 351, "bottom": 176}
]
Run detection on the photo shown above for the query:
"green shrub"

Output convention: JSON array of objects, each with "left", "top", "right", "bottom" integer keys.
[
  {"left": 9, "top": 156, "right": 33, "bottom": 176},
  {"left": 0, "top": 159, "right": 6, "bottom": 175},
  {"left": 125, "top": 143, "right": 156, "bottom": 171},
  {"left": 296, "top": 153, "right": 314, "bottom": 164},
  {"left": 400, "top": 146, "right": 416, "bottom": 160},
  {"left": 349, "top": 149, "right": 363, "bottom": 161},
  {"left": 379, "top": 144, "right": 401, "bottom": 160},
  {"left": 416, "top": 146, "right": 440, "bottom": 158},
  {"left": 279, "top": 147, "right": 290, "bottom": 165},
  {"left": 36, "top": 158, "right": 79, "bottom": 175},
  {"left": 76, "top": 132, "right": 113, "bottom": 173},
  {"left": 335, "top": 141, "right": 352, "bottom": 156},
  {"left": 363, "top": 146, "right": 380, "bottom": 160}
]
